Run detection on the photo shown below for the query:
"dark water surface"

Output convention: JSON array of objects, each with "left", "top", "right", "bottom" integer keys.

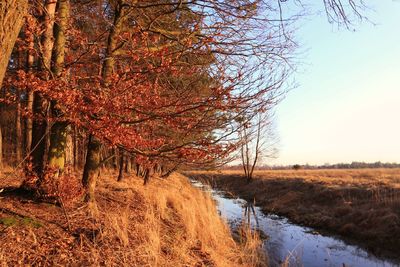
[{"left": 190, "top": 180, "right": 400, "bottom": 267}]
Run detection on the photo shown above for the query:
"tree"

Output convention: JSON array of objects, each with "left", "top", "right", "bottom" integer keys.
[
  {"left": 239, "top": 112, "right": 277, "bottom": 182},
  {"left": 47, "top": 0, "right": 70, "bottom": 179},
  {"left": 82, "top": 0, "right": 127, "bottom": 201},
  {"left": 30, "top": 0, "right": 57, "bottom": 179}
]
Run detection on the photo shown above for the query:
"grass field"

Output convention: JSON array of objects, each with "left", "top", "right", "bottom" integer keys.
[{"left": 186, "top": 168, "right": 400, "bottom": 258}]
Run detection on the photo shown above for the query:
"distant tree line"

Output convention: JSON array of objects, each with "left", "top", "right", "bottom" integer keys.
[
  {"left": 291, "top": 162, "right": 400, "bottom": 170},
  {"left": 222, "top": 161, "right": 400, "bottom": 171}
]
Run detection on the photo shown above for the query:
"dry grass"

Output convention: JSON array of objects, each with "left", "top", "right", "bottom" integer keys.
[
  {"left": 215, "top": 168, "right": 400, "bottom": 186},
  {"left": 186, "top": 168, "right": 400, "bottom": 258},
  {"left": 0, "top": 170, "right": 266, "bottom": 266}
]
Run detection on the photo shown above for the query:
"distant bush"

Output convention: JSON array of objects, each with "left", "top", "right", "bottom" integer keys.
[{"left": 293, "top": 164, "right": 301, "bottom": 170}]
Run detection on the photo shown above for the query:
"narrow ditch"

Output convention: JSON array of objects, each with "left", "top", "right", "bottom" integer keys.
[{"left": 191, "top": 180, "right": 400, "bottom": 267}]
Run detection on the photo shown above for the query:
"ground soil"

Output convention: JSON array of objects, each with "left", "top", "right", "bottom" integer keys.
[{"left": 186, "top": 169, "right": 400, "bottom": 260}]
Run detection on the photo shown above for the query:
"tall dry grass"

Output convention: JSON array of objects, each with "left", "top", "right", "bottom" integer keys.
[
  {"left": 0, "top": 171, "right": 266, "bottom": 266},
  {"left": 90, "top": 173, "right": 267, "bottom": 266}
]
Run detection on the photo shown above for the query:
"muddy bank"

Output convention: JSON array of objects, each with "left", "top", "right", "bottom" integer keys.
[{"left": 186, "top": 170, "right": 400, "bottom": 260}]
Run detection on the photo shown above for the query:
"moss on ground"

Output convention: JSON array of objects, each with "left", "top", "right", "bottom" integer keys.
[{"left": 0, "top": 216, "right": 42, "bottom": 228}]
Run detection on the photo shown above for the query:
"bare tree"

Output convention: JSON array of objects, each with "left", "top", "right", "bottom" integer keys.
[
  {"left": 239, "top": 112, "right": 277, "bottom": 182},
  {"left": 322, "top": 0, "right": 367, "bottom": 27}
]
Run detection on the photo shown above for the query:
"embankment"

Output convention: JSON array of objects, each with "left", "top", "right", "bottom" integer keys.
[
  {"left": 186, "top": 169, "right": 400, "bottom": 259},
  {"left": 0, "top": 170, "right": 265, "bottom": 266}
]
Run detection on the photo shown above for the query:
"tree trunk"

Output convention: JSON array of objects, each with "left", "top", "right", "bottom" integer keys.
[
  {"left": 48, "top": 121, "right": 68, "bottom": 175},
  {"left": 80, "top": 131, "right": 86, "bottom": 168},
  {"left": 82, "top": 134, "right": 101, "bottom": 201},
  {"left": 15, "top": 90, "right": 22, "bottom": 164},
  {"left": 112, "top": 147, "right": 117, "bottom": 169},
  {"left": 30, "top": 94, "right": 48, "bottom": 176},
  {"left": 117, "top": 149, "right": 124, "bottom": 181},
  {"left": 30, "top": 0, "right": 57, "bottom": 178},
  {"left": 136, "top": 163, "right": 140, "bottom": 176},
  {"left": 41, "top": 0, "right": 57, "bottom": 73},
  {"left": 65, "top": 126, "right": 73, "bottom": 168},
  {"left": 125, "top": 155, "right": 131, "bottom": 174},
  {"left": 143, "top": 168, "right": 150, "bottom": 185},
  {"left": 82, "top": 3, "right": 125, "bottom": 201},
  {"left": 101, "top": 3, "right": 126, "bottom": 85},
  {"left": 0, "top": 125, "right": 3, "bottom": 171},
  {"left": 72, "top": 125, "right": 77, "bottom": 169},
  {"left": 0, "top": 0, "right": 28, "bottom": 88},
  {"left": 25, "top": 22, "right": 35, "bottom": 157},
  {"left": 25, "top": 91, "right": 33, "bottom": 156},
  {"left": 47, "top": 0, "right": 69, "bottom": 177},
  {"left": 0, "top": 5, "right": 23, "bottom": 165}
]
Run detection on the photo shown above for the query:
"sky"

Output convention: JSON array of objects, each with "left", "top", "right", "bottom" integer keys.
[{"left": 271, "top": 1, "right": 400, "bottom": 166}]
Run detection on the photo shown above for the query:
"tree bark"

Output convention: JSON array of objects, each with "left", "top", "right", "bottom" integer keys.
[
  {"left": 15, "top": 90, "right": 22, "bottom": 164},
  {"left": 0, "top": 0, "right": 28, "bottom": 88},
  {"left": 65, "top": 126, "right": 73, "bottom": 167},
  {"left": 125, "top": 155, "right": 131, "bottom": 174},
  {"left": 25, "top": 22, "right": 34, "bottom": 157},
  {"left": 48, "top": 121, "right": 68, "bottom": 174},
  {"left": 30, "top": 0, "right": 57, "bottom": 177},
  {"left": 101, "top": 3, "right": 126, "bottom": 85},
  {"left": 111, "top": 147, "right": 117, "bottom": 169},
  {"left": 30, "top": 94, "right": 48, "bottom": 176},
  {"left": 72, "top": 125, "right": 78, "bottom": 169},
  {"left": 82, "top": 134, "right": 101, "bottom": 201},
  {"left": 0, "top": 125, "right": 3, "bottom": 171},
  {"left": 117, "top": 149, "right": 124, "bottom": 181},
  {"left": 25, "top": 91, "right": 33, "bottom": 156},
  {"left": 136, "top": 163, "right": 140, "bottom": 176},
  {"left": 47, "top": 0, "right": 69, "bottom": 177}
]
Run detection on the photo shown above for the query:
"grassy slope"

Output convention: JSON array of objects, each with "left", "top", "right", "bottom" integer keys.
[
  {"left": 187, "top": 169, "right": 400, "bottom": 258},
  {"left": 0, "top": 168, "right": 264, "bottom": 266}
]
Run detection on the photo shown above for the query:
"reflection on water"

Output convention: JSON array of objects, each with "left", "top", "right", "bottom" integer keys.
[
  {"left": 190, "top": 180, "right": 400, "bottom": 267},
  {"left": 243, "top": 200, "right": 260, "bottom": 228}
]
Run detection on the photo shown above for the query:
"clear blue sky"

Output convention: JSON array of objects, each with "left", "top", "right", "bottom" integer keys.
[{"left": 272, "top": 1, "right": 400, "bottom": 165}]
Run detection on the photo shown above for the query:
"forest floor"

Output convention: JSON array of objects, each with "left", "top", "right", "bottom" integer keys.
[
  {"left": 186, "top": 168, "right": 400, "bottom": 260},
  {"left": 0, "top": 167, "right": 265, "bottom": 267}
]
